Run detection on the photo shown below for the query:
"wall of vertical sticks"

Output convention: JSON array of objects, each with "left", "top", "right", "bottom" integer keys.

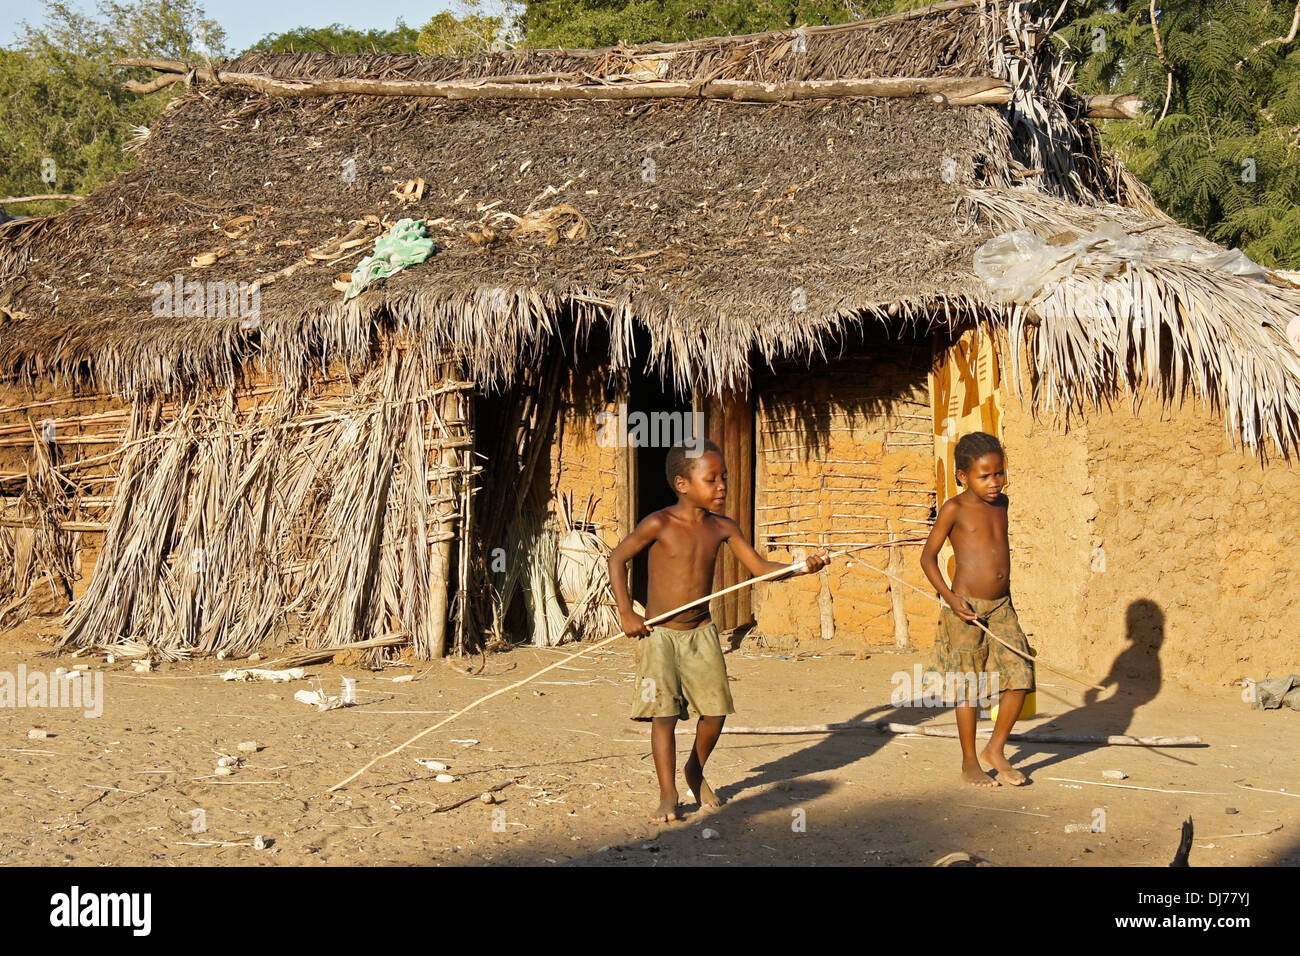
[{"left": 0, "top": 345, "right": 479, "bottom": 662}]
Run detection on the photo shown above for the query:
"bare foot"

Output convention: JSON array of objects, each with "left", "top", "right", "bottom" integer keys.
[
  {"left": 683, "top": 755, "right": 723, "bottom": 809},
  {"left": 980, "top": 747, "right": 1027, "bottom": 786},
  {"left": 962, "top": 759, "right": 999, "bottom": 788},
  {"left": 650, "top": 793, "right": 679, "bottom": 823}
]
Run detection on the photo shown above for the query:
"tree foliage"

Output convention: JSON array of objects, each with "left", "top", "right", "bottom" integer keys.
[
  {"left": 0, "top": 0, "right": 224, "bottom": 217},
  {"left": 417, "top": 5, "right": 516, "bottom": 56},
  {"left": 1054, "top": 0, "right": 1300, "bottom": 268},
  {"left": 247, "top": 22, "right": 421, "bottom": 55},
  {"left": 520, "top": 0, "right": 903, "bottom": 48}
]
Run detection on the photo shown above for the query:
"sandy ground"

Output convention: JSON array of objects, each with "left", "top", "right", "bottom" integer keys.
[{"left": 1, "top": 623, "right": 1296, "bottom": 867}]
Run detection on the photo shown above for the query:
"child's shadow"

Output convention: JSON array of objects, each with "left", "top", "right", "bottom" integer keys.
[
  {"left": 1015, "top": 598, "right": 1166, "bottom": 777},
  {"left": 715, "top": 702, "right": 914, "bottom": 804}
]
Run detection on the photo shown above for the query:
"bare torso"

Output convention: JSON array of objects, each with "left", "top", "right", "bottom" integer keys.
[
  {"left": 947, "top": 492, "right": 1012, "bottom": 600},
  {"left": 644, "top": 507, "right": 730, "bottom": 629}
]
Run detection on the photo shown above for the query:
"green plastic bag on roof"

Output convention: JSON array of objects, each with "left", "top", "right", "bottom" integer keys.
[{"left": 343, "top": 218, "right": 435, "bottom": 301}]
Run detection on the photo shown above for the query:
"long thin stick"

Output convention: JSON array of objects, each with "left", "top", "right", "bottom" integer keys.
[
  {"left": 839, "top": 552, "right": 1105, "bottom": 691},
  {"left": 0, "top": 193, "right": 83, "bottom": 205},
  {"left": 1046, "top": 777, "right": 1224, "bottom": 795},
  {"left": 329, "top": 553, "right": 837, "bottom": 791},
  {"left": 669, "top": 722, "right": 1202, "bottom": 746}
]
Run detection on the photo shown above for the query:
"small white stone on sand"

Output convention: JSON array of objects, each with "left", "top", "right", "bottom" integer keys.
[
  {"left": 392, "top": 675, "right": 414, "bottom": 683},
  {"left": 236, "top": 741, "right": 259, "bottom": 753},
  {"left": 701, "top": 828, "right": 720, "bottom": 840},
  {"left": 214, "top": 765, "right": 234, "bottom": 776},
  {"left": 105, "top": 655, "right": 115, "bottom": 664},
  {"left": 249, "top": 653, "right": 262, "bottom": 662},
  {"left": 434, "top": 774, "right": 455, "bottom": 784},
  {"left": 216, "top": 756, "right": 239, "bottom": 768},
  {"left": 415, "top": 759, "right": 448, "bottom": 771},
  {"left": 480, "top": 792, "right": 496, "bottom": 804},
  {"left": 253, "top": 835, "right": 266, "bottom": 850},
  {"left": 1102, "top": 770, "right": 1127, "bottom": 780},
  {"left": 27, "top": 729, "right": 49, "bottom": 739}
]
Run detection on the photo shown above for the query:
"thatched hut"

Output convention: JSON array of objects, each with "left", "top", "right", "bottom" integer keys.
[{"left": 2, "top": 0, "right": 1298, "bottom": 684}]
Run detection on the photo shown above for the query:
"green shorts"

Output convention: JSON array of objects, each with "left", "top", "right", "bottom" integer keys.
[
  {"left": 630, "top": 621, "right": 735, "bottom": 721},
  {"left": 928, "top": 593, "right": 1036, "bottom": 701}
]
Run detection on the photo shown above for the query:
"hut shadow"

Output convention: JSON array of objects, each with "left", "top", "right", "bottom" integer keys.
[{"left": 1014, "top": 598, "right": 1168, "bottom": 777}]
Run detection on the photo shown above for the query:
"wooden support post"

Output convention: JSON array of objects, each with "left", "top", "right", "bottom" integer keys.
[{"left": 888, "top": 520, "right": 911, "bottom": 649}]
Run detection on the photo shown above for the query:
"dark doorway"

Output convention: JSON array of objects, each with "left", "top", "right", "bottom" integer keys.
[{"left": 627, "top": 327, "right": 693, "bottom": 607}]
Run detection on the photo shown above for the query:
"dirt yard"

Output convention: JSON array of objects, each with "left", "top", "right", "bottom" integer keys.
[{"left": 1, "top": 625, "right": 1296, "bottom": 867}]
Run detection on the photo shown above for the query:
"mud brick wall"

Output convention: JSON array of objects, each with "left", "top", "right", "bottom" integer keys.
[{"left": 753, "top": 348, "right": 938, "bottom": 647}]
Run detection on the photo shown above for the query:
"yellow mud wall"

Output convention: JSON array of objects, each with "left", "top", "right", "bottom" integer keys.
[
  {"left": 752, "top": 350, "right": 938, "bottom": 647},
  {"left": 1003, "top": 382, "right": 1300, "bottom": 689},
  {"left": 548, "top": 361, "right": 623, "bottom": 546},
  {"left": 998, "top": 393, "right": 1096, "bottom": 678}
]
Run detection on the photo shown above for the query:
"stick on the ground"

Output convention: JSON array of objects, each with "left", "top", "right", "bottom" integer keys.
[
  {"left": 431, "top": 776, "right": 524, "bottom": 813},
  {"left": 1047, "top": 777, "right": 1222, "bottom": 794},
  {"left": 668, "top": 721, "right": 1202, "bottom": 746},
  {"left": 839, "top": 552, "right": 1106, "bottom": 691},
  {"left": 328, "top": 551, "right": 851, "bottom": 792}
]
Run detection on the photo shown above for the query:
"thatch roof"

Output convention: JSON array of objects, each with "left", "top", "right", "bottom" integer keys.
[{"left": 1, "top": 0, "right": 1298, "bottom": 453}]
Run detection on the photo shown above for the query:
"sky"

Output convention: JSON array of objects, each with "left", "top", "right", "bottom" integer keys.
[{"left": 3, "top": 0, "right": 451, "bottom": 52}]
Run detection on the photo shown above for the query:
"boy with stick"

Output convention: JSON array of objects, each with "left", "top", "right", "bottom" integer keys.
[
  {"left": 609, "top": 440, "right": 827, "bottom": 822},
  {"left": 920, "top": 431, "right": 1034, "bottom": 787}
]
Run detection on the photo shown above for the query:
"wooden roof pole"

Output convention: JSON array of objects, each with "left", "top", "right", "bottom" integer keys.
[{"left": 114, "top": 62, "right": 1017, "bottom": 105}]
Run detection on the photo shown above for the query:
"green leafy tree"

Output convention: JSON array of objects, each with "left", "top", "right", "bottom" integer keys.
[
  {"left": 418, "top": 6, "right": 515, "bottom": 56},
  {"left": 1054, "top": 0, "right": 1300, "bottom": 268},
  {"left": 0, "top": 0, "right": 224, "bottom": 217},
  {"left": 521, "top": 0, "right": 906, "bottom": 49},
  {"left": 246, "top": 21, "right": 422, "bottom": 54}
]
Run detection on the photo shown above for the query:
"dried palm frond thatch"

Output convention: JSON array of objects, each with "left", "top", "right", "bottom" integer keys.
[
  {"left": 0, "top": 0, "right": 1295, "bottom": 457},
  {"left": 962, "top": 187, "right": 1300, "bottom": 456},
  {"left": 57, "top": 347, "right": 475, "bottom": 659}
]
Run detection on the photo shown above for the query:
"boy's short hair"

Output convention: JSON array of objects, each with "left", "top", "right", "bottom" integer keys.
[
  {"left": 954, "top": 431, "right": 1004, "bottom": 477},
  {"left": 666, "top": 439, "right": 723, "bottom": 489}
]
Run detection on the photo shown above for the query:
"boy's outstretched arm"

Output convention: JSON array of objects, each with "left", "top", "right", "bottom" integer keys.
[
  {"left": 607, "top": 514, "right": 665, "bottom": 637},
  {"left": 920, "top": 499, "right": 977, "bottom": 622},
  {"left": 721, "top": 518, "right": 828, "bottom": 577}
]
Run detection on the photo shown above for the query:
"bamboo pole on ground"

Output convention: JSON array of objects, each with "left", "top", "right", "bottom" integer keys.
[{"left": 669, "top": 722, "right": 1201, "bottom": 746}]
